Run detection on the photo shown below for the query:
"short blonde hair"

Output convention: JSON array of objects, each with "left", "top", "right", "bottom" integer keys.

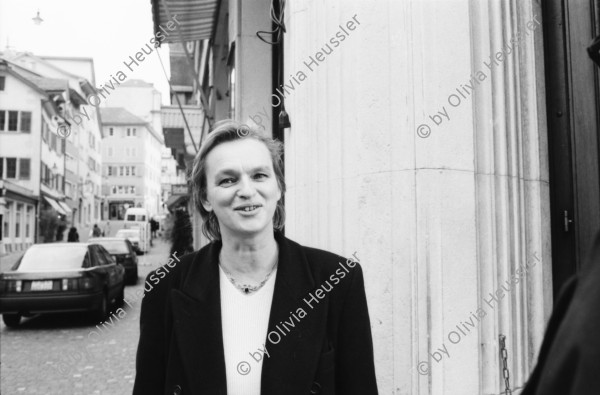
[{"left": 189, "top": 120, "right": 286, "bottom": 241}]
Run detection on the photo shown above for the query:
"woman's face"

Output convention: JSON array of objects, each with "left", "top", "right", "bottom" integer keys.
[{"left": 202, "top": 139, "right": 282, "bottom": 240}]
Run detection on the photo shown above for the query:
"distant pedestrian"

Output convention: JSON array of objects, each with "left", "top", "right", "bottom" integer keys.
[
  {"left": 169, "top": 209, "right": 194, "bottom": 256},
  {"left": 67, "top": 227, "right": 79, "bottom": 242},
  {"left": 150, "top": 218, "right": 159, "bottom": 238},
  {"left": 105, "top": 221, "right": 111, "bottom": 237},
  {"left": 91, "top": 224, "right": 102, "bottom": 237}
]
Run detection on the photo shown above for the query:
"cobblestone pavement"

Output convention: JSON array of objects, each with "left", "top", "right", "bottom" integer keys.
[{"left": 0, "top": 238, "right": 174, "bottom": 395}]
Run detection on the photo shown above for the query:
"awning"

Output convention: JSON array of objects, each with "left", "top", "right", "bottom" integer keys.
[
  {"left": 58, "top": 201, "right": 73, "bottom": 214},
  {"left": 165, "top": 194, "right": 188, "bottom": 211},
  {"left": 151, "top": 0, "right": 219, "bottom": 44},
  {"left": 44, "top": 196, "right": 66, "bottom": 215}
]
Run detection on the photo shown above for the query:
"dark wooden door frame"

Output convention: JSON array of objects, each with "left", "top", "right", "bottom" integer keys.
[{"left": 542, "top": 0, "right": 600, "bottom": 299}]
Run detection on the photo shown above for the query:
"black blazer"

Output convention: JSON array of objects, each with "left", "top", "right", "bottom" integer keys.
[
  {"left": 522, "top": 231, "right": 600, "bottom": 394},
  {"left": 133, "top": 231, "right": 378, "bottom": 395}
]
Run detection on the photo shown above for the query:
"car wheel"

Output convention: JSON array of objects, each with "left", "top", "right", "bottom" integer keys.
[
  {"left": 2, "top": 313, "right": 21, "bottom": 327},
  {"left": 93, "top": 292, "right": 108, "bottom": 322},
  {"left": 116, "top": 284, "right": 125, "bottom": 307},
  {"left": 130, "top": 270, "right": 138, "bottom": 285}
]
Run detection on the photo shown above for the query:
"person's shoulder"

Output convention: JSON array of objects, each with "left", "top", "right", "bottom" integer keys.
[
  {"left": 284, "top": 236, "right": 363, "bottom": 275},
  {"left": 143, "top": 243, "right": 213, "bottom": 292}
]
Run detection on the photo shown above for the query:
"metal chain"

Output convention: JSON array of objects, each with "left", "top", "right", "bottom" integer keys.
[{"left": 499, "top": 335, "right": 512, "bottom": 395}]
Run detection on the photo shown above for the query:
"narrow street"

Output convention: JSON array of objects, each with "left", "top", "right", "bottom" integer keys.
[{"left": 0, "top": 238, "right": 172, "bottom": 394}]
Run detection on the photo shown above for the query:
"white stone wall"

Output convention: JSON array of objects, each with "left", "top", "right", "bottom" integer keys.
[{"left": 282, "top": 0, "right": 551, "bottom": 394}]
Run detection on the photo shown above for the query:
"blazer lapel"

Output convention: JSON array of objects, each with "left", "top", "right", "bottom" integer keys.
[
  {"left": 261, "top": 232, "right": 328, "bottom": 395},
  {"left": 171, "top": 241, "right": 227, "bottom": 393}
]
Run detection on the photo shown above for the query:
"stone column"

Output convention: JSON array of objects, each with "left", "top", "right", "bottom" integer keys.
[{"left": 282, "top": 0, "right": 550, "bottom": 393}]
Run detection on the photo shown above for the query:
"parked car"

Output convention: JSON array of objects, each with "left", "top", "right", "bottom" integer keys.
[
  {"left": 0, "top": 243, "right": 125, "bottom": 327},
  {"left": 89, "top": 237, "right": 138, "bottom": 283},
  {"left": 115, "top": 229, "right": 143, "bottom": 255}
]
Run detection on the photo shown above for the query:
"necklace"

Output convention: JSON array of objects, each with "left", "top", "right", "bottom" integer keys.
[{"left": 219, "top": 251, "right": 278, "bottom": 295}]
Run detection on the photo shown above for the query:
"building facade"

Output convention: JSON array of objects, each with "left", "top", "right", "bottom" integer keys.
[
  {"left": 0, "top": 53, "right": 103, "bottom": 251},
  {"left": 100, "top": 107, "right": 163, "bottom": 218},
  {"left": 3, "top": 53, "right": 104, "bottom": 242},
  {"left": 0, "top": 60, "right": 45, "bottom": 253}
]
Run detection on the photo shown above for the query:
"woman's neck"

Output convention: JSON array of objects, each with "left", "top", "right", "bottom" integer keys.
[{"left": 219, "top": 231, "right": 279, "bottom": 281}]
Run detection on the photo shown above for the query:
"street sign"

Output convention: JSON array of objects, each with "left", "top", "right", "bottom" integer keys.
[{"left": 171, "top": 184, "right": 188, "bottom": 195}]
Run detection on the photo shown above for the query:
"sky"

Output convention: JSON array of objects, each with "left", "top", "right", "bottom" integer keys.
[{"left": 0, "top": 0, "right": 171, "bottom": 104}]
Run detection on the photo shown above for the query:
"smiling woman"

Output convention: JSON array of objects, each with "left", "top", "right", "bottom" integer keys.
[
  {"left": 133, "top": 120, "right": 378, "bottom": 395},
  {"left": 190, "top": 121, "right": 286, "bottom": 242}
]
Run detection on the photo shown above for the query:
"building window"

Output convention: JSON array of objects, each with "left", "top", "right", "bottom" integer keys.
[
  {"left": 0, "top": 157, "right": 3, "bottom": 178},
  {"left": 132, "top": 128, "right": 136, "bottom": 136},
  {"left": 25, "top": 206, "right": 32, "bottom": 238},
  {"left": 0, "top": 111, "right": 5, "bottom": 131},
  {"left": 109, "top": 127, "right": 114, "bottom": 136},
  {"left": 0, "top": 76, "right": 5, "bottom": 91},
  {"left": 20, "top": 112, "right": 31, "bottom": 132},
  {"left": 42, "top": 163, "right": 51, "bottom": 185},
  {"left": 19, "top": 158, "right": 30, "bottom": 179},
  {"left": 50, "top": 132, "right": 57, "bottom": 151},
  {"left": 66, "top": 182, "right": 73, "bottom": 199},
  {"left": 3, "top": 202, "right": 10, "bottom": 237},
  {"left": 118, "top": 186, "right": 124, "bottom": 194},
  {"left": 119, "top": 166, "right": 124, "bottom": 176},
  {"left": 7, "top": 111, "right": 18, "bottom": 131},
  {"left": 108, "top": 166, "right": 112, "bottom": 176},
  {"left": 132, "top": 166, "right": 136, "bottom": 176},
  {"left": 15, "top": 204, "right": 23, "bottom": 238},
  {"left": 6, "top": 158, "right": 16, "bottom": 178},
  {"left": 126, "top": 166, "right": 130, "bottom": 176},
  {"left": 42, "top": 119, "right": 49, "bottom": 141}
]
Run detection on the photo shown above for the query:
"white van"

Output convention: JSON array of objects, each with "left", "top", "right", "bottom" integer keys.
[{"left": 123, "top": 208, "right": 151, "bottom": 254}]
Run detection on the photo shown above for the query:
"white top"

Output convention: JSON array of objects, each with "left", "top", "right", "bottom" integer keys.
[{"left": 220, "top": 265, "right": 277, "bottom": 395}]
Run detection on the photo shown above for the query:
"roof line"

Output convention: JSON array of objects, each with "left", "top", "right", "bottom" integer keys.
[
  {"left": 10, "top": 52, "right": 85, "bottom": 80},
  {"left": 0, "top": 60, "right": 48, "bottom": 96}
]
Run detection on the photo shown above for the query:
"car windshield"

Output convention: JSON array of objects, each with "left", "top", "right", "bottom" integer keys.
[
  {"left": 116, "top": 231, "right": 139, "bottom": 239},
  {"left": 90, "top": 240, "right": 129, "bottom": 254},
  {"left": 17, "top": 244, "right": 88, "bottom": 272}
]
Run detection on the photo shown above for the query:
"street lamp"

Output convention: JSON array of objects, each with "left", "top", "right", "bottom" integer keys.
[{"left": 32, "top": 10, "right": 44, "bottom": 25}]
